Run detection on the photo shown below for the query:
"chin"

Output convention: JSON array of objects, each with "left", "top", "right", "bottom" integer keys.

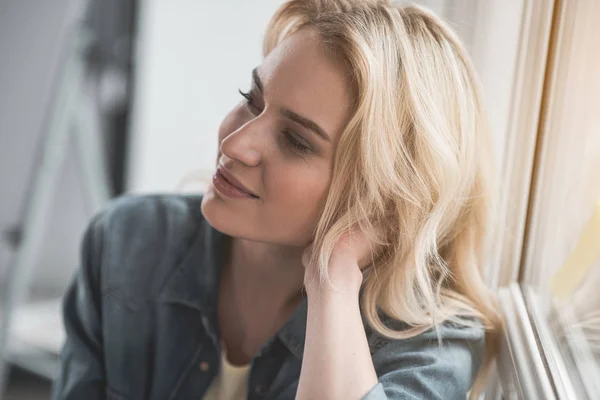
[
  {"left": 200, "top": 186, "right": 262, "bottom": 241},
  {"left": 201, "top": 187, "right": 237, "bottom": 235},
  {"left": 201, "top": 185, "right": 314, "bottom": 247}
]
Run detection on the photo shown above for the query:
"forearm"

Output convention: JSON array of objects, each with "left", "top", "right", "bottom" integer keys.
[{"left": 296, "top": 264, "right": 378, "bottom": 400}]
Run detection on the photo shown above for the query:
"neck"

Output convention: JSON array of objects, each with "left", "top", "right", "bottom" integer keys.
[{"left": 225, "top": 237, "right": 306, "bottom": 306}]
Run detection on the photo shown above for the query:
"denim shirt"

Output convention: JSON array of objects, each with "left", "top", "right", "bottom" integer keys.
[{"left": 51, "top": 194, "right": 484, "bottom": 400}]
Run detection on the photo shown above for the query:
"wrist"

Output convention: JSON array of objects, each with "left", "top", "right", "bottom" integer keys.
[{"left": 304, "top": 258, "right": 363, "bottom": 297}]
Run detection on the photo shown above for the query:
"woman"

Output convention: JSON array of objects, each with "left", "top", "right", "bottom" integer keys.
[{"left": 52, "top": 1, "right": 500, "bottom": 399}]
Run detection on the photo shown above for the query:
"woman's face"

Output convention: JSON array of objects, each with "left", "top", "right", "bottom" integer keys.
[{"left": 201, "top": 29, "right": 355, "bottom": 247}]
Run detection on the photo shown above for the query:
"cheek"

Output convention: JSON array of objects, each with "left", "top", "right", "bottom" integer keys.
[{"left": 266, "top": 163, "right": 331, "bottom": 223}]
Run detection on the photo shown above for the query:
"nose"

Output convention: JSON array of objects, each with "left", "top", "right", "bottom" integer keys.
[{"left": 219, "top": 122, "right": 262, "bottom": 167}]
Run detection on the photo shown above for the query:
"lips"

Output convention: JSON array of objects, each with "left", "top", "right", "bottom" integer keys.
[{"left": 212, "top": 167, "right": 258, "bottom": 199}]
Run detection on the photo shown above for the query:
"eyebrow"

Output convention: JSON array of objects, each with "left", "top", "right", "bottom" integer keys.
[{"left": 252, "top": 68, "right": 331, "bottom": 143}]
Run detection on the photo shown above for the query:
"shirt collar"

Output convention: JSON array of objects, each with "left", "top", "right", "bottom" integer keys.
[
  {"left": 158, "top": 202, "right": 226, "bottom": 313},
  {"left": 277, "top": 296, "right": 307, "bottom": 359}
]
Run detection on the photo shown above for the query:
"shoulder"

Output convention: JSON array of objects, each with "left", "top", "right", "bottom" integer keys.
[
  {"left": 367, "top": 318, "right": 485, "bottom": 399},
  {"left": 84, "top": 193, "right": 208, "bottom": 303},
  {"left": 94, "top": 193, "right": 203, "bottom": 234}
]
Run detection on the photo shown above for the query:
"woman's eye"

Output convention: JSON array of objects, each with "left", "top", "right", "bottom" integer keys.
[
  {"left": 237, "top": 90, "right": 312, "bottom": 156},
  {"left": 239, "top": 89, "right": 261, "bottom": 114},
  {"left": 283, "top": 130, "right": 312, "bottom": 154}
]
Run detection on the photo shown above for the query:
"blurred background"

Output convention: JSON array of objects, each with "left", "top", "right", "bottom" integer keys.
[{"left": 0, "top": 0, "right": 598, "bottom": 399}]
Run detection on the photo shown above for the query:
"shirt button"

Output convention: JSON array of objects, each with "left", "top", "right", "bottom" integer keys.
[{"left": 199, "top": 361, "right": 210, "bottom": 372}]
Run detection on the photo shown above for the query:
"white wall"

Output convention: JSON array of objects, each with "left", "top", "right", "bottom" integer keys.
[
  {"left": 127, "top": 0, "right": 285, "bottom": 193},
  {"left": 469, "top": 0, "right": 524, "bottom": 167}
]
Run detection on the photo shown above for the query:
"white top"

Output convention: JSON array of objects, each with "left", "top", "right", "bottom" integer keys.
[{"left": 202, "top": 348, "right": 251, "bottom": 400}]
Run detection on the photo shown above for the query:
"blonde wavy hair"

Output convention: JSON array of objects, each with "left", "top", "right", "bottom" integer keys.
[{"left": 264, "top": 0, "right": 501, "bottom": 396}]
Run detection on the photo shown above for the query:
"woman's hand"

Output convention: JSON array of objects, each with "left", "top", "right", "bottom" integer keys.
[{"left": 302, "top": 229, "right": 379, "bottom": 294}]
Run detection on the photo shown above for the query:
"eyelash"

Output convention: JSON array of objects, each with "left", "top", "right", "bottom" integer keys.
[{"left": 238, "top": 89, "right": 312, "bottom": 155}]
